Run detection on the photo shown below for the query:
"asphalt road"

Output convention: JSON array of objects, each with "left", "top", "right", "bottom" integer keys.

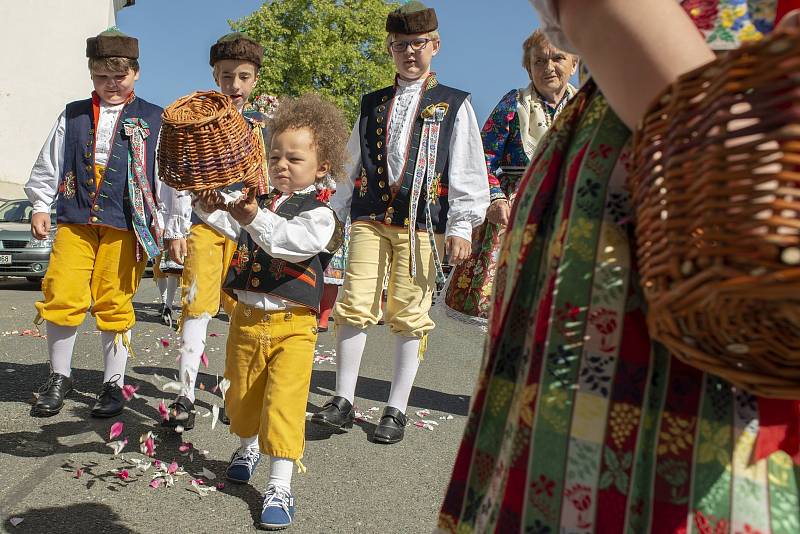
[{"left": 0, "top": 276, "right": 484, "bottom": 533}]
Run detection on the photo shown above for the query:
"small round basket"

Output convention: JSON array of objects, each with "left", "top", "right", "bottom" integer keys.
[
  {"left": 157, "top": 91, "right": 265, "bottom": 191},
  {"left": 629, "top": 30, "right": 800, "bottom": 399}
]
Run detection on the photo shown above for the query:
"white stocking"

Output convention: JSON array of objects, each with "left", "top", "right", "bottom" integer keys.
[
  {"left": 46, "top": 322, "right": 77, "bottom": 377},
  {"left": 101, "top": 331, "right": 129, "bottom": 387},
  {"left": 333, "top": 324, "right": 367, "bottom": 404},
  {"left": 386, "top": 335, "right": 421, "bottom": 413},
  {"left": 178, "top": 315, "right": 210, "bottom": 402}
]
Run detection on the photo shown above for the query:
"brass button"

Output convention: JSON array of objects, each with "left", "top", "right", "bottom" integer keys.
[
  {"left": 377, "top": 154, "right": 383, "bottom": 161},
  {"left": 384, "top": 216, "right": 392, "bottom": 224},
  {"left": 250, "top": 278, "right": 260, "bottom": 288},
  {"left": 381, "top": 96, "right": 388, "bottom": 102},
  {"left": 387, "top": 206, "right": 394, "bottom": 213},
  {"left": 377, "top": 116, "right": 383, "bottom": 123},
  {"left": 378, "top": 105, "right": 386, "bottom": 112},
  {"left": 381, "top": 194, "right": 389, "bottom": 201},
  {"left": 86, "top": 180, "right": 94, "bottom": 187},
  {"left": 377, "top": 141, "right": 383, "bottom": 148},
  {"left": 369, "top": 213, "right": 377, "bottom": 220},
  {"left": 85, "top": 165, "right": 92, "bottom": 172},
  {"left": 376, "top": 128, "right": 383, "bottom": 135},
  {"left": 84, "top": 152, "right": 92, "bottom": 160},
  {"left": 90, "top": 216, "right": 98, "bottom": 223},
  {"left": 252, "top": 263, "right": 262, "bottom": 273},
  {"left": 378, "top": 180, "right": 386, "bottom": 188},
  {"left": 88, "top": 192, "right": 95, "bottom": 199},
  {"left": 377, "top": 167, "right": 384, "bottom": 174},
  {"left": 92, "top": 204, "right": 100, "bottom": 212}
]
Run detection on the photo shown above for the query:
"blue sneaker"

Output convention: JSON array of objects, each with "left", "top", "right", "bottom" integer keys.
[
  {"left": 258, "top": 484, "right": 295, "bottom": 530},
  {"left": 225, "top": 447, "right": 261, "bottom": 483}
]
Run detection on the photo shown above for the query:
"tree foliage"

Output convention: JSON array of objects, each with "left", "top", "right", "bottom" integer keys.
[{"left": 232, "top": 0, "right": 399, "bottom": 125}]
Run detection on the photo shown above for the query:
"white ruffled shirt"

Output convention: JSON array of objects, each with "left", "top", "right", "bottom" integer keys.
[
  {"left": 331, "top": 75, "right": 489, "bottom": 241},
  {"left": 25, "top": 99, "right": 162, "bottom": 215},
  {"left": 193, "top": 185, "right": 336, "bottom": 311}
]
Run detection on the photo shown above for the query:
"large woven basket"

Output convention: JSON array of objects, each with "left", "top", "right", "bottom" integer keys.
[
  {"left": 158, "top": 91, "right": 265, "bottom": 191},
  {"left": 629, "top": 29, "right": 800, "bottom": 398}
]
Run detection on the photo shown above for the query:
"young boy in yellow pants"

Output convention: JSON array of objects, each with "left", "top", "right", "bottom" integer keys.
[
  {"left": 194, "top": 94, "right": 347, "bottom": 530},
  {"left": 161, "top": 32, "right": 271, "bottom": 430},
  {"left": 25, "top": 29, "right": 163, "bottom": 418}
]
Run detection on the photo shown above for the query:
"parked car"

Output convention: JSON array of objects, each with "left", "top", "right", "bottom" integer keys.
[{"left": 0, "top": 199, "right": 56, "bottom": 282}]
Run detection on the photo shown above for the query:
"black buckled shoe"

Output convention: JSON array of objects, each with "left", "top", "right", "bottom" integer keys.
[
  {"left": 160, "top": 305, "right": 173, "bottom": 328},
  {"left": 162, "top": 395, "right": 195, "bottom": 430},
  {"left": 310, "top": 396, "right": 354, "bottom": 430},
  {"left": 91, "top": 379, "right": 125, "bottom": 418},
  {"left": 31, "top": 372, "right": 73, "bottom": 417},
  {"left": 373, "top": 406, "right": 407, "bottom": 444}
]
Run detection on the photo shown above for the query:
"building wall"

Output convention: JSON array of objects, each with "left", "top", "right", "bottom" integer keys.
[{"left": 0, "top": 0, "right": 130, "bottom": 198}]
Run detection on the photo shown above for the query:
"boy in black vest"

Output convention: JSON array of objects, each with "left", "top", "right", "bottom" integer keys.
[
  {"left": 313, "top": 1, "right": 488, "bottom": 444},
  {"left": 194, "top": 94, "right": 347, "bottom": 530},
  {"left": 25, "top": 29, "right": 163, "bottom": 419}
]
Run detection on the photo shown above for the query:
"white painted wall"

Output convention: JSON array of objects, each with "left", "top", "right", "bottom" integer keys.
[{"left": 0, "top": 0, "right": 132, "bottom": 198}]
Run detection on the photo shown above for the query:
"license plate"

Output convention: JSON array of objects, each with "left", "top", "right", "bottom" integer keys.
[{"left": 0, "top": 254, "right": 10, "bottom": 265}]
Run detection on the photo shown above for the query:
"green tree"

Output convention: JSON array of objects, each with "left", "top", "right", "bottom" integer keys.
[{"left": 232, "top": 0, "right": 399, "bottom": 124}]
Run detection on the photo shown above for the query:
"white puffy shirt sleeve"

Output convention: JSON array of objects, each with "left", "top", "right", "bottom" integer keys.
[
  {"left": 25, "top": 111, "right": 66, "bottom": 214},
  {"left": 162, "top": 186, "right": 193, "bottom": 239},
  {"left": 446, "top": 99, "right": 489, "bottom": 241},
  {"left": 329, "top": 121, "right": 360, "bottom": 225},
  {"left": 529, "top": 0, "right": 578, "bottom": 53}
]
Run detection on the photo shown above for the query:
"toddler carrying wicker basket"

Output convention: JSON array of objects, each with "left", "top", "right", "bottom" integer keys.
[
  {"left": 158, "top": 91, "right": 265, "bottom": 191},
  {"left": 629, "top": 29, "right": 800, "bottom": 398}
]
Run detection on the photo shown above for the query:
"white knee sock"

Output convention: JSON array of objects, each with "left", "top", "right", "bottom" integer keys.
[
  {"left": 101, "top": 331, "right": 129, "bottom": 387},
  {"left": 334, "top": 324, "right": 368, "bottom": 404},
  {"left": 165, "top": 277, "right": 178, "bottom": 309},
  {"left": 240, "top": 434, "right": 259, "bottom": 452},
  {"left": 386, "top": 335, "right": 421, "bottom": 413},
  {"left": 156, "top": 277, "right": 168, "bottom": 305},
  {"left": 268, "top": 456, "right": 294, "bottom": 492},
  {"left": 47, "top": 322, "right": 78, "bottom": 378},
  {"left": 179, "top": 315, "right": 210, "bottom": 402}
]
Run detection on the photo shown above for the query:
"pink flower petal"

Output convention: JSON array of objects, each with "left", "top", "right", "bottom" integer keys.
[
  {"left": 216, "top": 482, "right": 225, "bottom": 490},
  {"left": 116, "top": 469, "right": 130, "bottom": 481},
  {"left": 178, "top": 442, "right": 193, "bottom": 453},
  {"left": 209, "top": 333, "right": 219, "bottom": 337},
  {"left": 160, "top": 338, "right": 170, "bottom": 348},
  {"left": 153, "top": 460, "right": 162, "bottom": 469},
  {"left": 121, "top": 384, "right": 139, "bottom": 401},
  {"left": 200, "top": 352, "right": 209, "bottom": 368},
  {"left": 167, "top": 461, "right": 178, "bottom": 475},
  {"left": 141, "top": 437, "right": 155, "bottom": 457},
  {"left": 75, "top": 468, "right": 84, "bottom": 479},
  {"left": 109, "top": 421, "right": 124, "bottom": 440},
  {"left": 149, "top": 478, "right": 162, "bottom": 489},
  {"left": 158, "top": 400, "right": 169, "bottom": 421}
]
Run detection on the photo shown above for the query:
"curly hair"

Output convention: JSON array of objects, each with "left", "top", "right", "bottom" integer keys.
[{"left": 267, "top": 93, "right": 350, "bottom": 181}]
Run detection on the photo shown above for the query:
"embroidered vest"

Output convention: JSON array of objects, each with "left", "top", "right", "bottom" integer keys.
[
  {"left": 222, "top": 192, "right": 342, "bottom": 312},
  {"left": 58, "top": 96, "right": 163, "bottom": 231},
  {"left": 350, "top": 76, "right": 469, "bottom": 234},
  {"left": 190, "top": 109, "right": 270, "bottom": 226}
]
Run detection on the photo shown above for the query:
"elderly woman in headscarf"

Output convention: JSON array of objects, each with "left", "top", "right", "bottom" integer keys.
[{"left": 444, "top": 30, "right": 577, "bottom": 324}]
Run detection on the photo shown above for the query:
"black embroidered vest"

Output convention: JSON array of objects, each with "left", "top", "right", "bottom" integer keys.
[
  {"left": 222, "top": 192, "right": 342, "bottom": 312},
  {"left": 350, "top": 74, "right": 469, "bottom": 233}
]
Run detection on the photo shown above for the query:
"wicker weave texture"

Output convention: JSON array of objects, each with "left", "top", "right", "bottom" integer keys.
[
  {"left": 630, "top": 30, "right": 800, "bottom": 398},
  {"left": 157, "top": 91, "right": 264, "bottom": 192}
]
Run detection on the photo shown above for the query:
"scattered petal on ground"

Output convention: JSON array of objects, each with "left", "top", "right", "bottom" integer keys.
[
  {"left": 178, "top": 442, "right": 193, "bottom": 453},
  {"left": 10, "top": 518, "right": 23, "bottom": 527},
  {"left": 160, "top": 338, "right": 170, "bottom": 348},
  {"left": 191, "top": 479, "right": 217, "bottom": 497},
  {"left": 121, "top": 384, "right": 139, "bottom": 401},
  {"left": 149, "top": 478, "right": 162, "bottom": 489},
  {"left": 211, "top": 405, "right": 220, "bottom": 430},
  {"left": 109, "top": 422, "right": 124, "bottom": 440},
  {"left": 116, "top": 469, "right": 130, "bottom": 481},
  {"left": 216, "top": 482, "right": 225, "bottom": 490},
  {"left": 167, "top": 461, "right": 178, "bottom": 475},
  {"left": 415, "top": 409, "right": 431, "bottom": 418},
  {"left": 218, "top": 379, "right": 231, "bottom": 401},
  {"left": 140, "top": 432, "right": 156, "bottom": 457},
  {"left": 200, "top": 352, "right": 209, "bottom": 368},
  {"left": 159, "top": 381, "right": 182, "bottom": 394},
  {"left": 209, "top": 332, "right": 220, "bottom": 337},
  {"left": 108, "top": 438, "right": 128, "bottom": 455},
  {"left": 202, "top": 467, "right": 216, "bottom": 480},
  {"left": 75, "top": 468, "right": 84, "bottom": 479},
  {"left": 158, "top": 400, "right": 169, "bottom": 421}
]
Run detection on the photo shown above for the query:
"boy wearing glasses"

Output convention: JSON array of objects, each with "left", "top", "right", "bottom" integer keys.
[
  {"left": 26, "top": 29, "right": 163, "bottom": 418},
  {"left": 312, "top": 1, "right": 488, "bottom": 444}
]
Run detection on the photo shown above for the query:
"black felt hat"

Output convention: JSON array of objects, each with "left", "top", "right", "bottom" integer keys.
[
  {"left": 86, "top": 28, "right": 139, "bottom": 59},
  {"left": 210, "top": 32, "right": 264, "bottom": 68},
  {"left": 386, "top": 1, "right": 438, "bottom": 34}
]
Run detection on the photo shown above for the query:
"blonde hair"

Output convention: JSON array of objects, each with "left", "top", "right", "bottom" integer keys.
[
  {"left": 521, "top": 29, "right": 577, "bottom": 70},
  {"left": 88, "top": 56, "right": 139, "bottom": 74},
  {"left": 385, "top": 30, "right": 440, "bottom": 54}
]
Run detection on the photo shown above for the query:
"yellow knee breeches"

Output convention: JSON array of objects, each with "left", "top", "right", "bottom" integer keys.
[{"left": 180, "top": 223, "right": 237, "bottom": 318}]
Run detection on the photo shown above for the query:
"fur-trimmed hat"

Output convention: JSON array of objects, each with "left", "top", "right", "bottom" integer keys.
[
  {"left": 86, "top": 28, "right": 139, "bottom": 59},
  {"left": 209, "top": 32, "right": 264, "bottom": 68},
  {"left": 386, "top": 1, "right": 438, "bottom": 34}
]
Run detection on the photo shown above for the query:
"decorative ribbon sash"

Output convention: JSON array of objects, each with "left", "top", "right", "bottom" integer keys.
[
  {"left": 408, "top": 103, "right": 447, "bottom": 290},
  {"left": 123, "top": 118, "right": 162, "bottom": 260}
]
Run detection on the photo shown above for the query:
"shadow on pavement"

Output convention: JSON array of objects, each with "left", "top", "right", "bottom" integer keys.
[
  {"left": 5, "top": 502, "right": 135, "bottom": 533},
  {"left": 0, "top": 278, "right": 41, "bottom": 292}
]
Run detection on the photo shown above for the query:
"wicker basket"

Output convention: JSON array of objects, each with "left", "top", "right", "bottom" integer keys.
[
  {"left": 157, "top": 91, "right": 265, "bottom": 191},
  {"left": 629, "top": 29, "right": 800, "bottom": 398}
]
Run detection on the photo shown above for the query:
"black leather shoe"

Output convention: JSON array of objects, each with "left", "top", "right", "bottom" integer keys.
[
  {"left": 162, "top": 395, "right": 195, "bottom": 430},
  {"left": 160, "top": 305, "right": 173, "bottom": 328},
  {"left": 220, "top": 403, "right": 230, "bottom": 425},
  {"left": 310, "top": 396, "right": 354, "bottom": 430},
  {"left": 31, "top": 372, "right": 73, "bottom": 417},
  {"left": 91, "top": 379, "right": 125, "bottom": 418},
  {"left": 373, "top": 406, "right": 407, "bottom": 444}
]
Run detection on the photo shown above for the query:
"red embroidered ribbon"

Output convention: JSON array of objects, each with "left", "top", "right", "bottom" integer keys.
[{"left": 754, "top": 1, "right": 800, "bottom": 466}]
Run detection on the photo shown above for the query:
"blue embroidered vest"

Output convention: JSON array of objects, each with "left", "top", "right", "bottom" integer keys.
[
  {"left": 350, "top": 75, "right": 469, "bottom": 234},
  {"left": 58, "top": 96, "right": 163, "bottom": 231},
  {"left": 222, "top": 192, "right": 342, "bottom": 312},
  {"left": 189, "top": 109, "right": 270, "bottom": 226}
]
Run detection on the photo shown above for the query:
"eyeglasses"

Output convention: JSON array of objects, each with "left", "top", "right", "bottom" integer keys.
[{"left": 389, "top": 38, "right": 432, "bottom": 53}]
